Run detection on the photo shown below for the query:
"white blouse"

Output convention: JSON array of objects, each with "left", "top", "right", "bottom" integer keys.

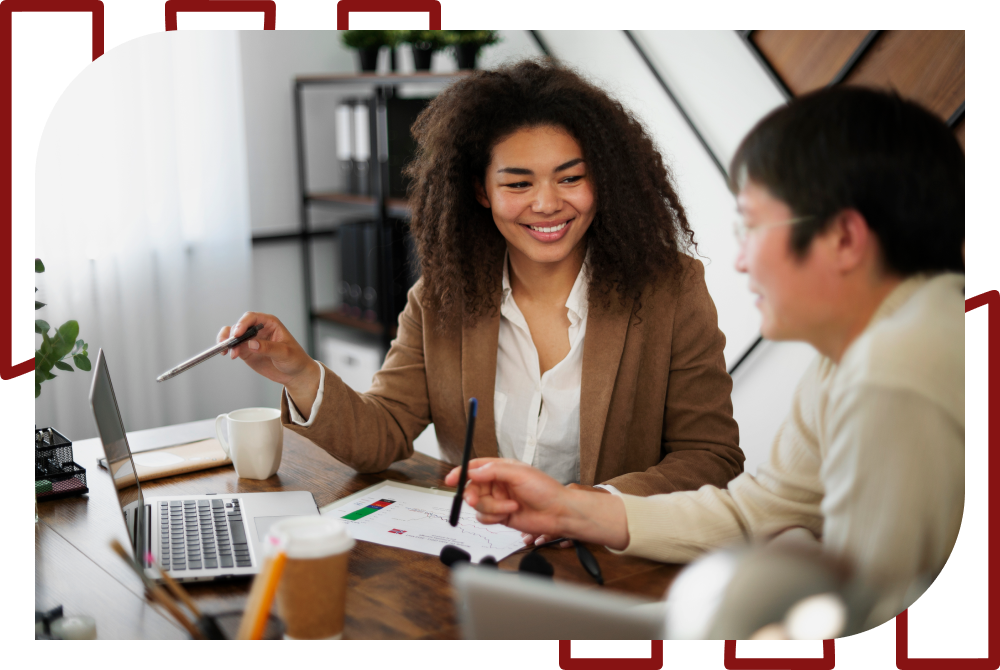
[
  {"left": 493, "top": 252, "right": 587, "bottom": 485},
  {"left": 288, "top": 252, "right": 618, "bottom": 490}
]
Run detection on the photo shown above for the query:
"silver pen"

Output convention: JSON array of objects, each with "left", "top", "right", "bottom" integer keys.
[{"left": 156, "top": 324, "right": 263, "bottom": 382}]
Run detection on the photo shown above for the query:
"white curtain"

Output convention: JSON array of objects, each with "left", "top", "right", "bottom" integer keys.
[{"left": 35, "top": 31, "right": 265, "bottom": 440}]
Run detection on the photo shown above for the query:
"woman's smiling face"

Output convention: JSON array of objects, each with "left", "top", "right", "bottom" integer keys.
[{"left": 476, "top": 125, "right": 597, "bottom": 268}]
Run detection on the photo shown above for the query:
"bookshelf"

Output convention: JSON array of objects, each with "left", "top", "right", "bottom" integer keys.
[{"left": 251, "top": 71, "right": 468, "bottom": 357}]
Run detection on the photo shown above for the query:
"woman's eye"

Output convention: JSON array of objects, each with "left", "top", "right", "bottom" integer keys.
[
  {"left": 505, "top": 181, "right": 530, "bottom": 189},
  {"left": 562, "top": 175, "right": 583, "bottom": 184}
]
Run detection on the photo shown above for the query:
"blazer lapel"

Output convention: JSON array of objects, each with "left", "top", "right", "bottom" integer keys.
[
  {"left": 579, "top": 295, "right": 633, "bottom": 485},
  {"left": 462, "top": 310, "right": 500, "bottom": 459}
]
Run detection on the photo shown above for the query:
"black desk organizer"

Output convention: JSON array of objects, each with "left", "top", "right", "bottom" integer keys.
[{"left": 35, "top": 427, "right": 88, "bottom": 501}]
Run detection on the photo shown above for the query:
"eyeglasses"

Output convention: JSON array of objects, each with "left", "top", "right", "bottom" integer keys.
[
  {"left": 440, "top": 537, "right": 604, "bottom": 585},
  {"left": 732, "top": 215, "right": 815, "bottom": 246}
]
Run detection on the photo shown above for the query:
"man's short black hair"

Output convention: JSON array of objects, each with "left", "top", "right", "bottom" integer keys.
[{"left": 729, "top": 86, "right": 964, "bottom": 276}]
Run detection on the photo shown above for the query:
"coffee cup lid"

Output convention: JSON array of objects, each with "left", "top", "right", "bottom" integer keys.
[{"left": 267, "top": 516, "right": 355, "bottom": 559}]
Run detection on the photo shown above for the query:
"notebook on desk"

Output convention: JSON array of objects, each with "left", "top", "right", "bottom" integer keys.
[
  {"left": 89, "top": 348, "right": 319, "bottom": 582},
  {"left": 96, "top": 438, "right": 231, "bottom": 482}
]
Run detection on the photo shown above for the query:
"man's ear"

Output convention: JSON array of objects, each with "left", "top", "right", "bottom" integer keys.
[
  {"left": 474, "top": 180, "right": 491, "bottom": 209},
  {"left": 826, "top": 209, "right": 873, "bottom": 272}
]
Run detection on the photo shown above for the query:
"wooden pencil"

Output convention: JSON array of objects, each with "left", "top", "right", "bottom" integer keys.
[
  {"left": 148, "top": 552, "right": 202, "bottom": 618},
  {"left": 110, "top": 539, "right": 203, "bottom": 639}
]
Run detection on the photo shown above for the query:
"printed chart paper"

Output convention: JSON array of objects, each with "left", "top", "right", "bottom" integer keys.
[{"left": 321, "top": 481, "right": 527, "bottom": 562}]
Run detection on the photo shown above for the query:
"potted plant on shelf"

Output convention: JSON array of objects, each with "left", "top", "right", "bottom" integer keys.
[
  {"left": 35, "top": 258, "right": 91, "bottom": 515},
  {"left": 405, "top": 30, "right": 450, "bottom": 71},
  {"left": 451, "top": 30, "right": 501, "bottom": 70},
  {"left": 342, "top": 30, "right": 394, "bottom": 73}
]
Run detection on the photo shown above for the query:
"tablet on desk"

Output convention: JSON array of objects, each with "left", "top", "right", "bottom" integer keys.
[{"left": 97, "top": 438, "right": 231, "bottom": 483}]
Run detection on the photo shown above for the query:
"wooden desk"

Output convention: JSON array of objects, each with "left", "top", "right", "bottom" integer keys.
[{"left": 35, "top": 421, "right": 681, "bottom": 639}]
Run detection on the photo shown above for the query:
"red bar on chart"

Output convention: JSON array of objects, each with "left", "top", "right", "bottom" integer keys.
[
  {"left": 336, "top": 0, "right": 441, "bottom": 30},
  {"left": 724, "top": 640, "right": 835, "bottom": 670},
  {"left": 165, "top": 0, "right": 276, "bottom": 31},
  {"left": 559, "top": 640, "right": 663, "bottom": 670}
]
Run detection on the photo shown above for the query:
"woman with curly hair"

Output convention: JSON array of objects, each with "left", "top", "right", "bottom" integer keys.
[{"left": 219, "top": 59, "right": 743, "bottom": 511}]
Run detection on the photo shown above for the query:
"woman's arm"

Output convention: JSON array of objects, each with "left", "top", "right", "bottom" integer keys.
[
  {"left": 222, "top": 283, "right": 433, "bottom": 473},
  {"left": 603, "top": 260, "right": 744, "bottom": 495}
]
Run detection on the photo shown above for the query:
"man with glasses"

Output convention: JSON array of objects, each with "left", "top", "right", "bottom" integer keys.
[{"left": 446, "top": 86, "right": 965, "bottom": 633}]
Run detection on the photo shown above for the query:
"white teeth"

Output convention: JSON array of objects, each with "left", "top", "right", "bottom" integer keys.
[{"left": 528, "top": 222, "right": 568, "bottom": 233}]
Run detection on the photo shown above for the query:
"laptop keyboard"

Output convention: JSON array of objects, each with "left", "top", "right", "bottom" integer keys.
[{"left": 158, "top": 498, "right": 252, "bottom": 571}]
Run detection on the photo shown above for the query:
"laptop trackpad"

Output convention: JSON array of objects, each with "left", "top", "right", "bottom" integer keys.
[{"left": 254, "top": 515, "right": 302, "bottom": 542}]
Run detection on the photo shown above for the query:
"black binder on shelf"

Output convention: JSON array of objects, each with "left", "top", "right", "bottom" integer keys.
[
  {"left": 386, "top": 97, "right": 432, "bottom": 200},
  {"left": 339, "top": 222, "right": 362, "bottom": 318},
  {"left": 361, "top": 221, "right": 380, "bottom": 322}
]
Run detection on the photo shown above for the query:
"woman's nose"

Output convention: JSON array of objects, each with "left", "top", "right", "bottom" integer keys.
[{"left": 531, "top": 182, "right": 561, "bottom": 214}]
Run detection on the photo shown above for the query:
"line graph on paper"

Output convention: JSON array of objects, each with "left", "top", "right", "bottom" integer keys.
[{"left": 320, "top": 481, "right": 528, "bottom": 561}]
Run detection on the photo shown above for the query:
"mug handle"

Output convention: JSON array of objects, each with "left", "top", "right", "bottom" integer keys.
[{"left": 215, "top": 414, "right": 231, "bottom": 459}]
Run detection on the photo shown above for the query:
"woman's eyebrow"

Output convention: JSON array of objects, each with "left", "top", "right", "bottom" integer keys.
[{"left": 497, "top": 158, "right": 584, "bottom": 175}]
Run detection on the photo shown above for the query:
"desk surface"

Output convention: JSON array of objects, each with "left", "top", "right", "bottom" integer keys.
[{"left": 36, "top": 421, "right": 681, "bottom": 639}]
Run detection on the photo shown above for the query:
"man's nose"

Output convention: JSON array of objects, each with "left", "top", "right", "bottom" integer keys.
[{"left": 734, "top": 244, "right": 748, "bottom": 273}]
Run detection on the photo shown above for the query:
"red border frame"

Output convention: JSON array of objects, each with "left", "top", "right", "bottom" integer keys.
[
  {"left": 0, "top": 0, "right": 103, "bottom": 381},
  {"left": 894, "top": 290, "right": 999, "bottom": 669},
  {"left": 7, "top": 0, "right": 1000, "bottom": 670},
  {"left": 164, "top": 0, "right": 276, "bottom": 31},
  {"left": 559, "top": 640, "right": 663, "bottom": 670},
  {"left": 724, "top": 640, "right": 835, "bottom": 670},
  {"left": 336, "top": 0, "right": 441, "bottom": 30}
]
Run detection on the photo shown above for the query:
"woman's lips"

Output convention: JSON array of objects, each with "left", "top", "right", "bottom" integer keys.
[{"left": 521, "top": 218, "right": 572, "bottom": 242}]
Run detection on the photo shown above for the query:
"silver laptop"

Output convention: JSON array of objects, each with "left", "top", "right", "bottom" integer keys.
[
  {"left": 89, "top": 348, "right": 319, "bottom": 582},
  {"left": 452, "top": 564, "right": 667, "bottom": 639}
]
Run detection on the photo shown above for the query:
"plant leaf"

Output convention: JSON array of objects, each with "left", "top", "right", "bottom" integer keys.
[
  {"left": 58, "top": 320, "right": 79, "bottom": 344},
  {"left": 41, "top": 369, "right": 56, "bottom": 381},
  {"left": 74, "top": 354, "right": 91, "bottom": 371},
  {"left": 35, "top": 259, "right": 44, "bottom": 273},
  {"left": 35, "top": 381, "right": 40, "bottom": 398},
  {"left": 35, "top": 320, "right": 49, "bottom": 334},
  {"left": 54, "top": 360, "right": 73, "bottom": 372},
  {"left": 35, "top": 301, "right": 45, "bottom": 310}
]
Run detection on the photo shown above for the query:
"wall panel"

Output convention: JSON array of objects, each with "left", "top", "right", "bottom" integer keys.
[
  {"left": 845, "top": 30, "right": 964, "bottom": 121},
  {"left": 752, "top": 30, "right": 868, "bottom": 94}
]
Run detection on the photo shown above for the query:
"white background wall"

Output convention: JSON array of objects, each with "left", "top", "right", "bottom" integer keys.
[
  {"left": 238, "top": 31, "right": 821, "bottom": 468},
  {"left": 38, "top": 30, "right": 816, "bottom": 470}
]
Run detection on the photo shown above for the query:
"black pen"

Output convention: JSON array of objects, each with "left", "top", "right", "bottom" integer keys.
[{"left": 449, "top": 397, "right": 478, "bottom": 527}]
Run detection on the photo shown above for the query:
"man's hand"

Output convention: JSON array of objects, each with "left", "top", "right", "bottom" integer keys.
[
  {"left": 523, "top": 484, "right": 611, "bottom": 547},
  {"left": 445, "top": 459, "right": 631, "bottom": 550},
  {"left": 445, "top": 458, "right": 570, "bottom": 538}
]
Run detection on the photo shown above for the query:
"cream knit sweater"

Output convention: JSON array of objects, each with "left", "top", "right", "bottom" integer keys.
[{"left": 615, "top": 273, "right": 965, "bottom": 627}]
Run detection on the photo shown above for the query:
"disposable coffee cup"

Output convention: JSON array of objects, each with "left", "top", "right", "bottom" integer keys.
[{"left": 268, "top": 516, "right": 355, "bottom": 640}]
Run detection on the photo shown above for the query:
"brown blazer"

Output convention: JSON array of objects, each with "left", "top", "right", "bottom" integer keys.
[{"left": 282, "top": 254, "right": 743, "bottom": 496}]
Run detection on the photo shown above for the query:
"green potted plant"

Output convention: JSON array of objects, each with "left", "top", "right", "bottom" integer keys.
[
  {"left": 450, "top": 30, "right": 501, "bottom": 70},
  {"left": 405, "top": 30, "right": 451, "bottom": 71},
  {"left": 341, "top": 30, "right": 394, "bottom": 73},
  {"left": 35, "top": 258, "right": 91, "bottom": 516}
]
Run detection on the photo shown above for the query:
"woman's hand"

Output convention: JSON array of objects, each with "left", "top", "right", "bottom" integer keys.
[
  {"left": 217, "top": 312, "right": 320, "bottom": 416},
  {"left": 445, "top": 458, "right": 631, "bottom": 550}
]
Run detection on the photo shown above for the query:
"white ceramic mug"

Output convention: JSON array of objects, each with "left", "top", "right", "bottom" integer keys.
[{"left": 215, "top": 407, "right": 283, "bottom": 480}]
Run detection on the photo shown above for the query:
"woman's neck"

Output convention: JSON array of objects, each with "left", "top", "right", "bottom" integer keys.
[{"left": 507, "top": 241, "right": 587, "bottom": 307}]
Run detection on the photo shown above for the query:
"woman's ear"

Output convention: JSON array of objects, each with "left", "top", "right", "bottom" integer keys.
[{"left": 474, "top": 180, "right": 491, "bottom": 209}]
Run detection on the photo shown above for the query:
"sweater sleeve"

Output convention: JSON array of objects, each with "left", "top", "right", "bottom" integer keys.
[
  {"left": 612, "top": 362, "right": 827, "bottom": 562},
  {"left": 603, "top": 259, "right": 744, "bottom": 496},
  {"left": 821, "top": 385, "right": 963, "bottom": 628},
  {"left": 280, "top": 282, "right": 432, "bottom": 473}
]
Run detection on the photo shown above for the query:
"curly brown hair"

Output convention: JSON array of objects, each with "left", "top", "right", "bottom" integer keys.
[{"left": 404, "top": 58, "right": 696, "bottom": 326}]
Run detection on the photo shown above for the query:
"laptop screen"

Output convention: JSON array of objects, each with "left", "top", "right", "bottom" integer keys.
[{"left": 89, "top": 349, "right": 145, "bottom": 552}]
